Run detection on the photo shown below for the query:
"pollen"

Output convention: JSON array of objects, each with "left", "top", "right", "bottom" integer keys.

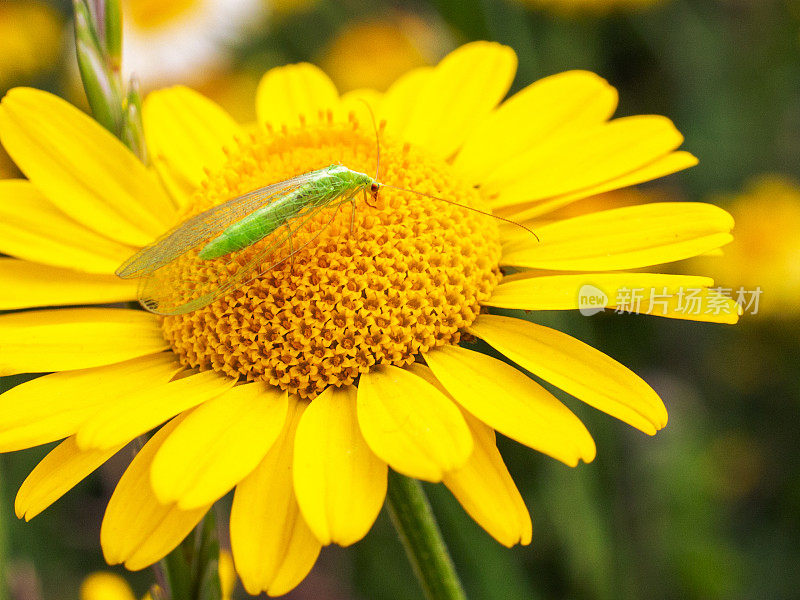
[{"left": 161, "top": 116, "right": 503, "bottom": 398}]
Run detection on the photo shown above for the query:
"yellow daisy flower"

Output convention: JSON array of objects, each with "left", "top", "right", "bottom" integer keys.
[{"left": 0, "top": 42, "right": 737, "bottom": 596}]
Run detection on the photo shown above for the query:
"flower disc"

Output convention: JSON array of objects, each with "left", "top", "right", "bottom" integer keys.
[{"left": 162, "top": 120, "right": 503, "bottom": 397}]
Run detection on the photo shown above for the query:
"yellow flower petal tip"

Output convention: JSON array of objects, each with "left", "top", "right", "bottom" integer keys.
[
  {"left": 467, "top": 315, "right": 668, "bottom": 434},
  {"left": 294, "top": 385, "right": 387, "bottom": 546},
  {"left": 231, "top": 398, "right": 321, "bottom": 596},
  {"left": 15, "top": 436, "right": 123, "bottom": 521},
  {"left": 442, "top": 407, "right": 533, "bottom": 547},
  {"left": 100, "top": 415, "right": 211, "bottom": 571},
  {"left": 425, "top": 346, "right": 596, "bottom": 466},
  {"left": 357, "top": 365, "right": 474, "bottom": 481},
  {"left": 501, "top": 202, "right": 734, "bottom": 272}
]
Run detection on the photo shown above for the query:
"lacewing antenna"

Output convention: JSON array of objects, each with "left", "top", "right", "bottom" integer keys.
[
  {"left": 357, "top": 98, "right": 381, "bottom": 205},
  {"left": 355, "top": 98, "right": 538, "bottom": 242},
  {"left": 381, "top": 184, "right": 540, "bottom": 242},
  {"left": 358, "top": 98, "right": 381, "bottom": 181}
]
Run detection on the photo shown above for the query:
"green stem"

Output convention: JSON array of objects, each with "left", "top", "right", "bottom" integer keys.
[
  {"left": 161, "top": 509, "right": 222, "bottom": 600},
  {"left": 386, "top": 470, "right": 467, "bottom": 600}
]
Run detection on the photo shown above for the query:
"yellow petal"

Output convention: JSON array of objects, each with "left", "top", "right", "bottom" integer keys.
[
  {"left": 501, "top": 202, "right": 734, "bottom": 271},
  {"left": 405, "top": 362, "right": 532, "bottom": 547},
  {"left": 379, "top": 66, "right": 433, "bottom": 139},
  {"left": 101, "top": 414, "right": 210, "bottom": 570},
  {"left": 144, "top": 86, "right": 243, "bottom": 206},
  {"left": 484, "top": 272, "right": 741, "bottom": 323},
  {"left": 0, "top": 258, "right": 136, "bottom": 310},
  {"left": 499, "top": 151, "right": 698, "bottom": 222},
  {"left": 487, "top": 116, "right": 685, "bottom": 207},
  {"left": 468, "top": 314, "right": 667, "bottom": 434},
  {"left": 443, "top": 410, "right": 532, "bottom": 547},
  {"left": 0, "top": 180, "right": 135, "bottom": 274},
  {"left": 0, "top": 353, "right": 180, "bottom": 453},
  {"left": 424, "top": 346, "right": 596, "bottom": 466},
  {"left": 293, "top": 385, "right": 387, "bottom": 546},
  {"left": 262, "top": 527, "right": 321, "bottom": 598},
  {"left": 356, "top": 364, "right": 473, "bottom": 482},
  {"left": 76, "top": 371, "right": 236, "bottom": 451},
  {"left": 150, "top": 159, "right": 193, "bottom": 210},
  {"left": 150, "top": 383, "right": 288, "bottom": 509},
  {"left": 0, "top": 88, "right": 174, "bottom": 246},
  {"left": 454, "top": 70, "right": 617, "bottom": 184},
  {"left": 611, "top": 284, "right": 742, "bottom": 323},
  {"left": 340, "top": 88, "right": 383, "bottom": 126},
  {"left": 0, "top": 308, "right": 168, "bottom": 376},
  {"left": 15, "top": 436, "right": 124, "bottom": 520},
  {"left": 401, "top": 42, "right": 517, "bottom": 158},
  {"left": 230, "top": 397, "right": 321, "bottom": 596},
  {"left": 256, "top": 63, "right": 339, "bottom": 128}
]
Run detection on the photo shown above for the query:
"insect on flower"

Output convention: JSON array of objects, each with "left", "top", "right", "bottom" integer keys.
[{"left": 117, "top": 128, "right": 537, "bottom": 316}]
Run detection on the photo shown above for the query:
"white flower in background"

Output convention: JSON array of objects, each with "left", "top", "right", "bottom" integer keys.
[{"left": 121, "top": 0, "right": 265, "bottom": 88}]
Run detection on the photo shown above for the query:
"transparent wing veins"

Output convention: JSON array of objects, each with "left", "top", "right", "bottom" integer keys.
[
  {"left": 116, "top": 172, "right": 321, "bottom": 278},
  {"left": 138, "top": 187, "right": 365, "bottom": 315}
]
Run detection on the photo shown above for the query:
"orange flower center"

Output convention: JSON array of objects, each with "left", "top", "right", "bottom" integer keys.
[{"left": 161, "top": 118, "right": 502, "bottom": 398}]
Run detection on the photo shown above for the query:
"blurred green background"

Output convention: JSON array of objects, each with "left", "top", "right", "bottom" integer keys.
[{"left": 1, "top": 0, "right": 799, "bottom": 598}]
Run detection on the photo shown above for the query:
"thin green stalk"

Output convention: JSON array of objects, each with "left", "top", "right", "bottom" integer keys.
[
  {"left": 386, "top": 470, "right": 467, "bottom": 600},
  {"left": 73, "top": 0, "right": 146, "bottom": 162},
  {"left": 74, "top": 0, "right": 123, "bottom": 134}
]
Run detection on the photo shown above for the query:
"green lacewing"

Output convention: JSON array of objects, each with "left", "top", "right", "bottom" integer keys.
[{"left": 117, "top": 133, "right": 537, "bottom": 315}]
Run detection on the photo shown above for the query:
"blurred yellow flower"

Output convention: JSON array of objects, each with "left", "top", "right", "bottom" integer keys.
[
  {"left": 80, "top": 572, "right": 136, "bottom": 600},
  {"left": 0, "top": 42, "right": 737, "bottom": 596},
  {"left": 0, "top": 0, "right": 62, "bottom": 91},
  {"left": 688, "top": 176, "right": 800, "bottom": 318},
  {"left": 319, "top": 17, "right": 441, "bottom": 93}
]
